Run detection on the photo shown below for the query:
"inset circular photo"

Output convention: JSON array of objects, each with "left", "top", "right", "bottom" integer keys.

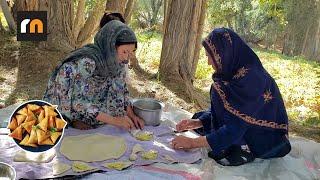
[{"left": 7, "top": 100, "right": 67, "bottom": 152}]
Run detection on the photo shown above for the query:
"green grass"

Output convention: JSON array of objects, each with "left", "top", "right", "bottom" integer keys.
[
  {"left": 136, "top": 30, "right": 320, "bottom": 127},
  {"left": 255, "top": 48, "right": 320, "bottom": 127}
]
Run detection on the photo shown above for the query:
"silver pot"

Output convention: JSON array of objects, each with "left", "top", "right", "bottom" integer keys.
[
  {"left": 132, "top": 98, "right": 164, "bottom": 126},
  {"left": 0, "top": 162, "right": 16, "bottom": 180}
]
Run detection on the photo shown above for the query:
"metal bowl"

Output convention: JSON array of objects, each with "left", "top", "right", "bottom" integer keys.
[
  {"left": 0, "top": 162, "right": 16, "bottom": 180},
  {"left": 132, "top": 98, "right": 164, "bottom": 126}
]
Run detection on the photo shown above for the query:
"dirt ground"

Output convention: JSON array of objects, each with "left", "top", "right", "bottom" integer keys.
[{"left": 0, "top": 32, "right": 319, "bottom": 142}]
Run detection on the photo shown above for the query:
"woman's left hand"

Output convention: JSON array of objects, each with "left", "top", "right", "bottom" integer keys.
[
  {"left": 131, "top": 115, "right": 145, "bottom": 129},
  {"left": 171, "top": 135, "right": 194, "bottom": 150}
]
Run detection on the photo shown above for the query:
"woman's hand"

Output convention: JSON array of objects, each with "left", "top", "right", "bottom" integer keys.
[
  {"left": 176, "top": 119, "right": 202, "bottom": 132},
  {"left": 131, "top": 115, "right": 145, "bottom": 129},
  {"left": 171, "top": 136, "right": 195, "bottom": 149},
  {"left": 111, "top": 116, "right": 135, "bottom": 130},
  {"left": 126, "top": 105, "right": 144, "bottom": 129},
  {"left": 171, "top": 136, "right": 210, "bottom": 150},
  {"left": 96, "top": 112, "right": 134, "bottom": 131}
]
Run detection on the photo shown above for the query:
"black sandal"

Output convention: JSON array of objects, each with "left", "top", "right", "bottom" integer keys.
[{"left": 209, "top": 145, "right": 255, "bottom": 166}]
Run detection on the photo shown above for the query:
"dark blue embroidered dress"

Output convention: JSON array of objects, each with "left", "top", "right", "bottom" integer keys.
[{"left": 196, "top": 28, "right": 291, "bottom": 165}]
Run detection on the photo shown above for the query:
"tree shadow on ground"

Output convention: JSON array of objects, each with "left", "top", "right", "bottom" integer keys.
[{"left": 0, "top": 34, "right": 67, "bottom": 106}]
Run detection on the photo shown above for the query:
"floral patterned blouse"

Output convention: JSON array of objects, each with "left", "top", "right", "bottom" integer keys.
[{"left": 43, "top": 57, "right": 130, "bottom": 127}]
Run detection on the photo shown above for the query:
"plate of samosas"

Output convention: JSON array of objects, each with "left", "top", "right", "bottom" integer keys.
[{"left": 7, "top": 100, "right": 67, "bottom": 152}]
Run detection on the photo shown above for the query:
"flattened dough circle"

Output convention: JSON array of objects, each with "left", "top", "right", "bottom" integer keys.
[{"left": 60, "top": 133, "right": 126, "bottom": 162}]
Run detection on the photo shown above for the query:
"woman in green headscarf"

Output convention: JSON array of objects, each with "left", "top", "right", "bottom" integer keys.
[{"left": 43, "top": 20, "right": 144, "bottom": 130}]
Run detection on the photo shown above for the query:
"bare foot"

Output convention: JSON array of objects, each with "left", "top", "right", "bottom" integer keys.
[{"left": 72, "top": 120, "right": 92, "bottom": 130}]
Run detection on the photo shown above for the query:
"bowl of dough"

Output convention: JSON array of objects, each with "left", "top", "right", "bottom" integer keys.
[
  {"left": 132, "top": 98, "right": 164, "bottom": 126},
  {"left": 7, "top": 100, "right": 67, "bottom": 152}
]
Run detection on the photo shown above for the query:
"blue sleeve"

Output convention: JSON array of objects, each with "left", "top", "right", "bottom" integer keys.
[
  {"left": 205, "top": 112, "right": 248, "bottom": 155},
  {"left": 192, "top": 109, "right": 213, "bottom": 134},
  {"left": 198, "top": 110, "right": 214, "bottom": 133}
]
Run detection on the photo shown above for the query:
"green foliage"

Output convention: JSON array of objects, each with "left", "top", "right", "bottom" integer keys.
[
  {"left": 131, "top": 0, "right": 164, "bottom": 31},
  {"left": 207, "top": 0, "right": 286, "bottom": 47}
]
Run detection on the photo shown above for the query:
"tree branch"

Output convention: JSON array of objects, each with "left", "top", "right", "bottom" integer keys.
[
  {"left": 73, "top": 0, "right": 86, "bottom": 39},
  {"left": 76, "top": 0, "right": 105, "bottom": 47},
  {"left": 0, "top": 0, "right": 16, "bottom": 32}
]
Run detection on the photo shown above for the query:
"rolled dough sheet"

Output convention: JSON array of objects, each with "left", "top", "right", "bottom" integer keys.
[
  {"left": 13, "top": 149, "right": 56, "bottom": 163},
  {"left": 60, "top": 133, "right": 127, "bottom": 162}
]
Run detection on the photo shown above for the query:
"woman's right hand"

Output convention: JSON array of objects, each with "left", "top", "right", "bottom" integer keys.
[
  {"left": 176, "top": 119, "right": 203, "bottom": 132},
  {"left": 97, "top": 112, "right": 135, "bottom": 131},
  {"left": 110, "top": 116, "right": 135, "bottom": 130}
]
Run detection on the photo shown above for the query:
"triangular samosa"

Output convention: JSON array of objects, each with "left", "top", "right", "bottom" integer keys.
[
  {"left": 21, "top": 120, "right": 36, "bottom": 134},
  {"left": 44, "top": 105, "right": 58, "bottom": 118},
  {"left": 16, "top": 114, "right": 27, "bottom": 126},
  {"left": 38, "top": 110, "right": 45, "bottom": 122},
  {"left": 17, "top": 107, "right": 28, "bottom": 116},
  {"left": 50, "top": 131, "right": 62, "bottom": 144},
  {"left": 19, "top": 134, "right": 30, "bottom": 146},
  {"left": 25, "top": 109, "right": 37, "bottom": 122},
  {"left": 27, "top": 104, "right": 40, "bottom": 111},
  {"left": 9, "top": 126, "right": 23, "bottom": 140},
  {"left": 39, "top": 137, "right": 54, "bottom": 145},
  {"left": 27, "top": 127, "right": 38, "bottom": 144},
  {"left": 55, "top": 118, "right": 66, "bottom": 131},
  {"left": 25, "top": 143, "right": 37, "bottom": 147},
  {"left": 48, "top": 116, "right": 55, "bottom": 129},
  {"left": 36, "top": 128, "right": 50, "bottom": 144},
  {"left": 38, "top": 116, "right": 48, "bottom": 132},
  {"left": 8, "top": 117, "right": 18, "bottom": 131}
]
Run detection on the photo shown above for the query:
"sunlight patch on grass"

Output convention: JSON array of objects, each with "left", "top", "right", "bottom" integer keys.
[{"left": 136, "top": 31, "right": 162, "bottom": 74}]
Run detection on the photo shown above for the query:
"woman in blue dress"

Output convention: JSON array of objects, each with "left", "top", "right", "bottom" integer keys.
[{"left": 171, "top": 28, "right": 291, "bottom": 166}]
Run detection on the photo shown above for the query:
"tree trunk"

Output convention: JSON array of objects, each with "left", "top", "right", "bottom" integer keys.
[
  {"left": 159, "top": 0, "right": 208, "bottom": 109},
  {"left": 12, "top": 0, "right": 40, "bottom": 22},
  {"left": 105, "top": 0, "right": 127, "bottom": 15},
  {"left": 42, "top": 0, "right": 74, "bottom": 51},
  {"left": 0, "top": 0, "right": 16, "bottom": 33},
  {"left": 191, "top": 0, "right": 207, "bottom": 83},
  {"left": 75, "top": 0, "right": 105, "bottom": 48},
  {"left": 313, "top": 17, "right": 320, "bottom": 61},
  {"left": 72, "top": 0, "right": 85, "bottom": 41},
  {"left": 124, "top": 0, "right": 135, "bottom": 23},
  {"left": 150, "top": 0, "right": 163, "bottom": 28},
  {"left": 301, "top": 24, "right": 311, "bottom": 55},
  {"left": 162, "top": 0, "right": 171, "bottom": 33}
]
